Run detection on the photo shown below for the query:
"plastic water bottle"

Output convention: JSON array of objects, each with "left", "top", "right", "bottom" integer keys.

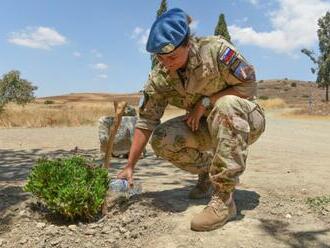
[{"left": 109, "top": 179, "right": 142, "bottom": 198}]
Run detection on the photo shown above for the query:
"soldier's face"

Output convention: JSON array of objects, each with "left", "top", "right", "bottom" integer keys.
[{"left": 156, "top": 45, "right": 190, "bottom": 71}]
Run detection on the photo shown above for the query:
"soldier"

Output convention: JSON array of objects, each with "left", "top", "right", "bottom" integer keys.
[{"left": 117, "top": 8, "right": 265, "bottom": 231}]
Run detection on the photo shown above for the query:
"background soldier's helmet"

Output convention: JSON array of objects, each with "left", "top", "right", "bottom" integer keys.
[{"left": 123, "top": 105, "right": 137, "bottom": 116}]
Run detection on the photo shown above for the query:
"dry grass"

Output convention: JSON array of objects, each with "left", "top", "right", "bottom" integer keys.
[
  {"left": 0, "top": 93, "right": 142, "bottom": 128},
  {"left": 0, "top": 102, "right": 117, "bottom": 128},
  {"left": 258, "top": 98, "right": 287, "bottom": 109}
]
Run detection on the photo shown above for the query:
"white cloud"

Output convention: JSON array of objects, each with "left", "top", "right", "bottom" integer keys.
[
  {"left": 8, "top": 26, "right": 67, "bottom": 49},
  {"left": 247, "top": 0, "right": 260, "bottom": 6},
  {"left": 73, "top": 51, "right": 81, "bottom": 57},
  {"left": 91, "top": 49, "right": 103, "bottom": 58},
  {"left": 131, "top": 27, "right": 144, "bottom": 38},
  {"left": 229, "top": 0, "right": 330, "bottom": 54},
  {"left": 93, "top": 63, "right": 109, "bottom": 70},
  {"left": 131, "top": 27, "right": 150, "bottom": 53},
  {"left": 97, "top": 74, "right": 108, "bottom": 79},
  {"left": 189, "top": 19, "right": 199, "bottom": 30}
]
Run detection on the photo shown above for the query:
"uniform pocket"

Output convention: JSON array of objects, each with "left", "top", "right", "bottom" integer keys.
[{"left": 247, "top": 104, "right": 266, "bottom": 145}]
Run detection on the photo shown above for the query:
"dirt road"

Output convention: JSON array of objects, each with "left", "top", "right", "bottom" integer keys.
[{"left": 0, "top": 109, "right": 330, "bottom": 248}]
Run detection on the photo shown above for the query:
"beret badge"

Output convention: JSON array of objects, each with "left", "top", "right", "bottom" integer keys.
[{"left": 161, "top": 43, "right": 176, "bottom": 54}]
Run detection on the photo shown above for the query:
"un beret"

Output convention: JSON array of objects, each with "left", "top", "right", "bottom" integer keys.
[{"left": 146, "top": 8, "right": 190, "bottom": 54}]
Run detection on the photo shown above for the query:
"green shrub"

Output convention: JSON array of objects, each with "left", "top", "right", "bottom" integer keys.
[
  {"left": 306, "top": 196, "right": 330, "bottom": 210},
  {"left": 44, "top": 100, "right": 55, "bottom": 104},
  {"left": 259, "top": 95, "right": 269, "bottom": 100},
  {"left": 24, "top": 156, "right": 109, "bottom": 220}
]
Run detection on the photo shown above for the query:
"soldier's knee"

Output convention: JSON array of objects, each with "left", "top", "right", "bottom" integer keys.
[
  {"left": 150, "top": 123, "right": 186, "bottom": 158},
  {"left": 150, "top": 125, "right": 167, "bottom": 156}
]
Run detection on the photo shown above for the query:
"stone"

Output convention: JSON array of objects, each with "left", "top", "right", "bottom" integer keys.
[
  {"left": 36, "top": 222, "right": 46, "bottom": 229},
  {"left": 45, "top": 225, "right": 59, "bottom": 235},
  {"left": 50, "top": 238, "right": 60, "bottom": 246},
  {"left": 0, "top": 239, "right": 5, "bottom": 246},
  {"left": 68, "top": 224, "right": 77, "bottom": 231},
  {"left": 285, "top": 214, "right": 292, "bottom": 219},
  {"left": 19, "top": 238, "right": 28, "bottom": 244},
  {"left": 84, "top": 229, "right": 97, "bottom": 235},
  {"left": 119, "top": 226, "right": 127, "bottom": 234}
]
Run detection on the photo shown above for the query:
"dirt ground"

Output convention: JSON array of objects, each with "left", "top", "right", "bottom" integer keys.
[{"left": 1, "top": 109, "right": 330, "bottom": 248}]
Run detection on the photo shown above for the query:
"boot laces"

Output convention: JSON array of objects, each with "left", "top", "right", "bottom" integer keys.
[{"left": 207, "top": 193, "right": 225, "bottom": 209}]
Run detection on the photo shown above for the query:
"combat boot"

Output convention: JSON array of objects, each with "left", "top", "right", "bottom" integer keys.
[
  {"left": 188, "top": 172, "right": 212, "bottom": 199},
  {"left": 190, "top": 191, "right": 237, "bottom": 231}
]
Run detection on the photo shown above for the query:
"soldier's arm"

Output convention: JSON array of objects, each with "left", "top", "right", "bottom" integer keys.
[
  {"left": 213, "top": 41, "right": 257, "bottom": 102},
  {"left": 128, "top": 76, "right": 168, "bottom": 167},
  {"left": 126, "top": 128, "right": 152, "bottom": 169}
]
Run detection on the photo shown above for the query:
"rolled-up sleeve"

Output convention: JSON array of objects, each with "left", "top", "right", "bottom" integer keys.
[{"left": 135, "top": 75, "right": 168, "bottom": 131}]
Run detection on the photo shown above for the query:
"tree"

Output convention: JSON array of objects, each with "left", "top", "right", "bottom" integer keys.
[
  {"left": 0, "top": 70, "right": 37, "bottom": 113},
  {"left": 301, "top": 11, "right": 330, "bottom": 102},
  {"left": 157, "top": 0, "right": 167, "bottom": 17},
  {"left": 214, "top": 13, "right": 231, "bottom": 42},
  {"left": 151, "top": 0, "right": 168, "bottom": 69}
]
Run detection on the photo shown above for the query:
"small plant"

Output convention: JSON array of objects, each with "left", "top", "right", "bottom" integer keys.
[
  {"left": 44, "top": 100, "right": 55, "bottom": 104},
  {"left": 291, "top": 82, "right": 297, "bottom": 87},
  {"left": 24, "top": 156, "right": 109, "bottom": 220},
  {"left": 306, "top": 196, "right": 330, "bottom": 211},
  {"left": 259, "top": 95, "right": 269, "bottom": 100}
]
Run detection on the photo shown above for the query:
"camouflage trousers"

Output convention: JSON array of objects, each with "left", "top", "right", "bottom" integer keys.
[{"left": 150, "top": 95, "right": 266, "bottom": 193}]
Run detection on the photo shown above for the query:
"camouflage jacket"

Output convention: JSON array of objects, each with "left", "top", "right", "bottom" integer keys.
[{"left": 136, "top": 35, "right": 257, "bottom": 131}]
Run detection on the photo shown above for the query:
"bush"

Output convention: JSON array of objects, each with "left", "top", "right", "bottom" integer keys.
[
  {"left": 24, "top": 156, "right": 109, "bottom": 220},
  {"left": 259, "top": 95, "right": 269, "bottom": 100},
  {"left": 291, "top": 82, "right": 297, "bottom": 87},
  {"left": 44, "top": 100, "right": 55, "bottom": 104}
]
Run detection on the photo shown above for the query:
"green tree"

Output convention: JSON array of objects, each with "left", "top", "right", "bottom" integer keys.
[
  {"left": 214, "top": 13, "right": 231, "bottom": 42},
  {"left": 301, "top": 11, "right": 330, "bottom": 102},
  {"left": 0, "top": 70, "right": 37, "bottom": 113},
  {"left": 157, "top": 0, "right": 167, "bottom": 17},
  {"left": 151, "top": 0, "right": 168, "bottom": 69}
]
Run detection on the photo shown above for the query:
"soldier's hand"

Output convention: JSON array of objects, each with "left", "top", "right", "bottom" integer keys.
[
  {"left": 117, "top": 165, "right": 134, "bottom": 187},
  {"left": 184, "top": 101, "right": 206, "bottom": 132}
]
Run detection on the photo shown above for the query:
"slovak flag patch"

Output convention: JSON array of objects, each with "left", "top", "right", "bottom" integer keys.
[{"left": 219, "top": 47, "right": 236, "bottom": 65}]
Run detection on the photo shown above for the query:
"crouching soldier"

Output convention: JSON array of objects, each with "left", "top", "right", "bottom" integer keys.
[{"left": 116, "top": 8, "right": 265, "bottom": 231}]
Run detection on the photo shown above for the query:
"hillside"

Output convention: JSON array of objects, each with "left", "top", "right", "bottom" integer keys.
[
  {"left": 37, "top": 80, "right": 329, "bottom": 115},
  {"left": 257, "top": 79, "right": 329, "bottom": 115}
]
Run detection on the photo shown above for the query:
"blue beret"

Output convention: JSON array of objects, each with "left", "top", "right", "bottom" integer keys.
[{"left": 146, "top": 8, "right": 190, "bottom": 54}]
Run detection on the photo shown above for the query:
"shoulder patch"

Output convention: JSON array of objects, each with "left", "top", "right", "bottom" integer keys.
[
  {"left": 218, "top": 47, "right": 236, "bottom": 66},
  {"left": 232, "top": 60, "right": 256, "bottom": 81}
]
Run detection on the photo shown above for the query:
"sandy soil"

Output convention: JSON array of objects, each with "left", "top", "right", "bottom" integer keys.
[{"left": 0, "top": 109, "right": 330, "bottom": 248}]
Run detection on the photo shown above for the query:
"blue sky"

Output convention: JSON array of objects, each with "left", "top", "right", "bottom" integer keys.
[{"left": 0, "top": 0, "right": 329, "bottom": 97}]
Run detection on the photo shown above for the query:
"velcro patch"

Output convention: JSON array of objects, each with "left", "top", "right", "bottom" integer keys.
[
  {"left": 232, "top": 60, "right": 256, "bottom": 81},
  {"left": 219, "top": 47, "right": 236, "bottom": 65}
]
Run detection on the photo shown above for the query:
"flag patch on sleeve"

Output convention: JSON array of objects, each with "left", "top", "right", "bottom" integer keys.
[
  {"left": 232, "top": 61, "right": 256, "bottom": 81},
  {"left": 219, "top": 47, "right": 236, "bottom": 65}
]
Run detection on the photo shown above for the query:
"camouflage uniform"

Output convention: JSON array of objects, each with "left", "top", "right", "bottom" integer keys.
[{"left": 136, "top": 36, "right": 265, "bottom": 193}]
